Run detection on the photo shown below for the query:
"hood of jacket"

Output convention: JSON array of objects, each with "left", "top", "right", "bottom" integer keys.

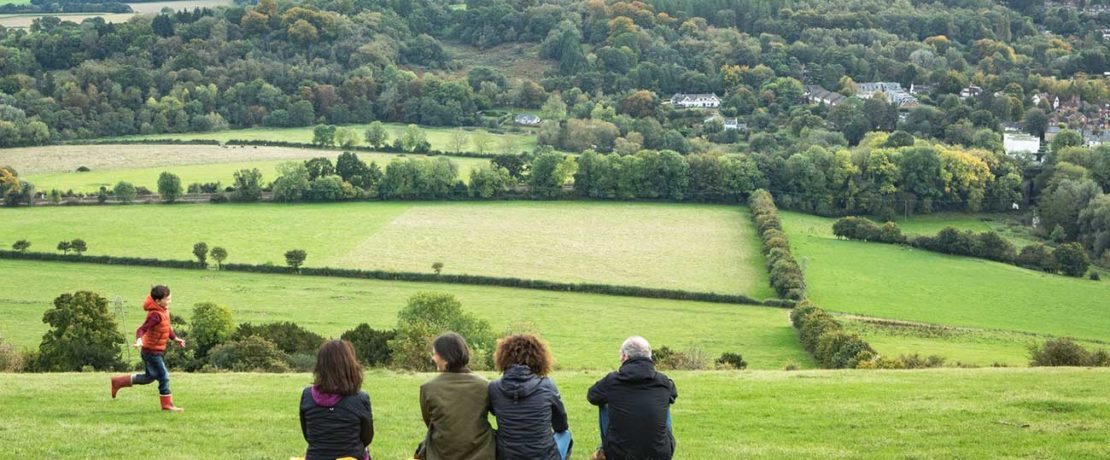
[
  {"left": 310, "top": 385, "right": 343, "bottom": 407},
  {"left": 497, "top": 364, "right": 544, "bottom": 401},
  {"left": 616, "top": 356, "right": 658, "bottom": 382},
  {"left": 142, "top": 295, "right": 166, "bottom": 313}
]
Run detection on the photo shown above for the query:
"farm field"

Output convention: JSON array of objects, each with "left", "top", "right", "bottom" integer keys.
[
  {"left": 1, "top": 369, "right": 1108, "bottom": 458},
  {"left": 0, "top": 201, "right": 771, "bottom": 296},
  {"left": 0, "top": 1, "right": 232, "bottom": 28},
  {"left": 781, "top": 211, "right": 1110, "bottom": 347},
  {"left": 0, "top": 259, "right": 807, "bottom": 370},
  {"left": 0, "top": 144, "right": 488, "bottom": 193},
  {"left": 104, "top": 123, "right": 540, "bottom": 153},
  {"left": 888, "top": 212, "right": 1039, "bottom": 247}
]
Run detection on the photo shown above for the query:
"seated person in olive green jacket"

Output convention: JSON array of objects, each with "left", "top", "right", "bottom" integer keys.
[{"left": 418, "top": 332, "right": 496, "bottom": 460}]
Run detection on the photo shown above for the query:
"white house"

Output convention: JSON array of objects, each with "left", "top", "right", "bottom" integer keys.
[
  {"left": 670, "top": 93, "right": 721, "bottom": 108},
  {"left": 959, "top": 85, "right": 983, "bottom": 100},
  {"left": 856, "top": 82, "right": 919, "bottom": 108},
  {"left": 804, "top": 85, "right": 845, "bottom": 106},
  {"left": 513, "top": 114, "right": 541, "bottom": 126}
]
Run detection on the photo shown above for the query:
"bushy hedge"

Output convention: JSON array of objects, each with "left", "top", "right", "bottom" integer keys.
[
  {"left": 831, "top": 218, "right": 1091, "bottom": 277},
  {"left": 0, "top": 250, "right": 204, "bottom": 269},
  {"left": 749, "top": 189, "right": 806, "bottom": 300},
  {"left": 790, "top": 302, "right": 876, "bottom": 369}
]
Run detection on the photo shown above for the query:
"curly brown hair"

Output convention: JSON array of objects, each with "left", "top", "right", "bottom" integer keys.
[{"left": 494, "top": 334, "right": 553, "bottom": 376}]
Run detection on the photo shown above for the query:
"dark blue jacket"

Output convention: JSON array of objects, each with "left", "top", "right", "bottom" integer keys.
[
  {"left": 587, "top": 357, "right": 677, "bottom": 460},
  {"left": 488, "top": 365, "right": 569, "bottom": 460},
  {"left": 300, "top": 386, "right": 373, "bottom": 460}
]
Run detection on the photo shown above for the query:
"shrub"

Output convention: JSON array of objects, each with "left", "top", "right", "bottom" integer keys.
[
  {"left": 1053, "top": 243, "right": 1090, "bottom": 277},
  {"left": 0, "top": 338, "right": 23, "bottom": 372},
  {"left": 341, "top": 324, "right": 396, "bottom": 367},
  {"left": 390, "top": 292, "right": 495, "bottom": 371},
  {"left": 898, "top": 354, "right": 946, "bottom": 369},
  {"left": 1029, "top": 338, "right": 1091, "bottom": 366},
  {"left": 1017, "top": 244, "right": 1058, "bottom": 273},
  {"left": 749, "top": 189, "right": 806, "bottom": 300},
  {"left": 656, "top": 346, "right": 706, "bottom": 370},
  {"left": 34, "top": 291, "right": 126, "bottom": 371},
  {"left": 1091, "top": 272, "right": 1102, "bottom": 281},
  {"left": 715, "top": 352, "right": 747, "bottom": 370},
  {"left": 236, "top": 321, "right": 325, "bottom": 356},
  {"left": 76, "top": 166, "right": 91, "bottom": 172},
  {"left": 190, "top": 302, "right": 235, "bottom": 358},
  {"left": 207, "top": 336, "right": 290, "bottom": 372}
]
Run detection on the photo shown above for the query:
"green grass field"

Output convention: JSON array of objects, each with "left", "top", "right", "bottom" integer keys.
[
  {"left": 2, "top": 368, "right": 1108, "bottom": 458},
  {"left": 0, "top": 259, "right": 804, "bottom": 369},
  {"left": 0, "top": 202, "right": 772, "bottom": 296},
  {"left": 781, "top": 211, "right": 1110, "bottom": 364},
  {"left": 0, "top": 144, "right": 489, "bottom": 193},
  {"left": 104, "top": 123, "right": 539, "bottom": 154},
  {"left": 888, "top": 212, "right": 1040, "bottom": 247}
]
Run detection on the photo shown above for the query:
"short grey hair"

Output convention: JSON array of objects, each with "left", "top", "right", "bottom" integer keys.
[{"left": 620, "top": 336, "right": 652, "bottom": 359}]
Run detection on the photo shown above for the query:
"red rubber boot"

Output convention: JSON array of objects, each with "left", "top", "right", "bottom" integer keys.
[
  {"left": 110, "top": 375, "right": 132, "bottom": 399},
  {"left": 160, "top": 394, "right": 184, "bottom": 412}
]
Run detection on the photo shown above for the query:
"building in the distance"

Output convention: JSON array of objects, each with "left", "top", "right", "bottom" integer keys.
[
  {"left": 856, "top": 82, "right": 919, "bottom": 108},
  {"left": 513, "top": 114, "right": 541, "bottom": 126},
  {"left": 669, "top": 93, "right": 721, "bottom": 108},
  {"left": 803, "top": 85, "right": 846, "bottom": 107}
]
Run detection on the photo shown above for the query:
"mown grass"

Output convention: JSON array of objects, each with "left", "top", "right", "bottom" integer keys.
[
  {"left": 0, "top": 201, "right": 772, "bottom": 296},
  {"left": 103, "top": 122, "right": 539, "bottom": 153},
  {"left": 0, "top": 259, "right": 804, "bottom": 369},
  {"left": 1, "top": 369, "right": 1108, "bottom": 458},
  {"left": 781, "top": 211, "right": 1110, "bottom": 344}
]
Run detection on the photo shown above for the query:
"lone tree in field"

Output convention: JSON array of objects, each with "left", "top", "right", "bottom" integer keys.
[
  {"left": 70, "top": 239, "right": 87, "bottom": 255},
  {"left": 210, "top": 247, "right": 228, "bottom": 269},
  {"left": 57, "top": 240, "right": 72, "bottom": 255},
  {"left": 451, "top": 128, "right": 469, "bottom": 153},
  {"left": 34, "top": 291, "right": 125, "bottom": 371},
  {"left": 12, "top": 240, "right": 30, "bottom": 252},
  {"left": 432, "top": 262, "right": 444, "bottom": 275},
  {"left": 193, "top": 242, "right": 209, "bottom": 266},
  {"left": 285, "top": 249, "right": 307, "bottom": 272},
  {"left": 364, "top": 121, "right": 388, "bottom": 148},
  {"left": 1054, "top": 243, "right": 1090, "bottom": 277},
  {"left": 313, "top": 124, "right": 337, "bottom": 147},
  {"left": 158, "top": 171, "right": 183, "bottom": 203}
]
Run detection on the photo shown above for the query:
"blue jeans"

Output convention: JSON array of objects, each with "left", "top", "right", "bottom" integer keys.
[
  {"left": 133, "top": 351, "right": 171, "bottom": 395},
  {"left": 553, "top": 430, "right": 573, "bottom": 460},
  {"left": 597, "top": 405, "right": 672, "bottom": 449}
]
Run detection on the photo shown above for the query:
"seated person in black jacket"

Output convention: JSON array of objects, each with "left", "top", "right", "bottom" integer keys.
[
  {"left": 587, "top": 336, "right": 677, "bottom": 460},
  {"left": 488, "top": 334, "right": 571, "bottom": 460},
  {"left": 300, "top": 340, "right": 374, "bottom": 460}
]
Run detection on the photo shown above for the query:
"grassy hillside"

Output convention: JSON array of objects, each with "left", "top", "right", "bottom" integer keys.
[
  {"left": 1, "top": 369, "right": 1107, "bottom": 458},
  {"left": 781, "top": 211, "right": 1110, "bottom": 363},
  {"left": 0, "top": 259, "right": 804, "bottom": 369},
  {"left": 888, "top": 212, "right": 1039, "bottom": 247},
  {"left": 0, "top": 202, "right": 772, "bottom": 296}
]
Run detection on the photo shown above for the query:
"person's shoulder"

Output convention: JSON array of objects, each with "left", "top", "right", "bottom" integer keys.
[{"left": 653, "top": 370, "right": 676, "bottom": 385}]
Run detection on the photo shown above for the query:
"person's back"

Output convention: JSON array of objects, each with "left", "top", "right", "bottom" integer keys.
[
  {"left": 300, "top": 388, "right": 373, "bottom": 460},
  {"left": 419, "top": 332, "right": 495, "bottom": 460},
  {"left": 489, "top": 365, "right": 568, "bottom": 460},
  {"left": 299, "top": 340, "right": 374, "bottom": 460},
  {"left": 420, "top": 372, "right": 495, "bottom": 460},
  {"left": 588, "top": 337, "right": 677, "bottom": 460}
]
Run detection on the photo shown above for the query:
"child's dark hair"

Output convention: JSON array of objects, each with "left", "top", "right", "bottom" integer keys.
[
  {"left": 150, "top": 285, "right": 171, "bottom": 300},
  {"left": 433, "top": 332, "right": 471, "bottom": 373}
]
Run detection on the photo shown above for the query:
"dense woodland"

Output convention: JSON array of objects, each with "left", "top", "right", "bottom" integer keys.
[{"left": 1, "top": 0, "right": 1110, "bottom": 263}]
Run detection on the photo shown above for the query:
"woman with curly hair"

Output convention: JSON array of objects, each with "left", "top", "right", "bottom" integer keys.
[{"left": 488, "top": 334, "right": 570, "bottom": 460}]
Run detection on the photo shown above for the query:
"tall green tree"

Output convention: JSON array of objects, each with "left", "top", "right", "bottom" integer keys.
[
  {"left": 34, "top": 291, "right": 125, "bottom": 371},
  {"left": 157, "top": 172, "right": 183, "bottom": 203}
]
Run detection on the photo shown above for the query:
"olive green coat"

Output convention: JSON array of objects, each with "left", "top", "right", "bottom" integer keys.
[{"left": 419, "top": 372, "right": 496, "bottom": 460}]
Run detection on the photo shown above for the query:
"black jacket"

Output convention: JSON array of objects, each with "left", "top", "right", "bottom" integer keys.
[
  {"left": 488, "top": 365, "right": 569, "bottom": 460},
  {"left": 587, "top": 357, "right": 677, "bottom": 460},
  {"left": 300, "top": 386, "right": 374, "bottom": 460}
]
